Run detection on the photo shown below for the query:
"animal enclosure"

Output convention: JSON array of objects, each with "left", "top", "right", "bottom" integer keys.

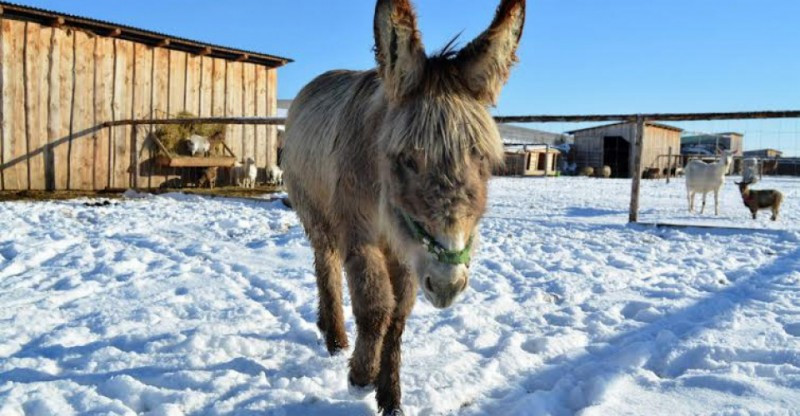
[
  {"left": 0, "top": 2, "right": 289, "bottom": 191},
  {"left": 495, "top": 111, "right": 800, "bottom": 226}
]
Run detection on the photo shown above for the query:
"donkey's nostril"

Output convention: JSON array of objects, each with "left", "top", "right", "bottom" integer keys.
[{"left": 424, "top": 276, "right": 433, "bottom": 292}]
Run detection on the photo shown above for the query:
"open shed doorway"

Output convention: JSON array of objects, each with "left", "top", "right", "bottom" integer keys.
[{"left": 603, "top": 136, "right": 631, "bottom": 178}]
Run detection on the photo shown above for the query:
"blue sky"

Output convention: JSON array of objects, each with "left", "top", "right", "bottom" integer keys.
[{"left": 21, "top": 0, "right": 800, "bottom": 152}]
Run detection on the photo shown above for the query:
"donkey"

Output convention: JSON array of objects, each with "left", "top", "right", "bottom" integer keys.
[{"left": 281, "top": 0, "right": 525, "bottom": 413}]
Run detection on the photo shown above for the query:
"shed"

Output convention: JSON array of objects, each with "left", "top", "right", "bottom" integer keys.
[
  {"left": 495, "top": 145, "right": 560, "bottom": 177},
  {"left": 567, "top": 122, "right": 683, "bottom": 178},
  {"left": 0, "top": 2, "right": 291, "bottom": 191},
  {"left": 743, "top": 148, "right": 783, "bottom": 159},
  {"left": 681, "top": 132, "right": 744, "bottom": 174},
  {"left": 497, "top": 123, "right": 571, "bottom": 147}
]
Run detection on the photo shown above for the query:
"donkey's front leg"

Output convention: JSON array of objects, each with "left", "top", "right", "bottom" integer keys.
[
  {"left": 375, "top": 257, "right": 417, "bottom": 415},
  {"left": 344, "top": 244, "right": 395, "bottom": 389}
]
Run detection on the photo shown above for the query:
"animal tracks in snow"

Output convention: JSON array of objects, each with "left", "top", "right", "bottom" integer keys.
[{"left": 1, "top": 178, "right": 800, "bottom": 415}]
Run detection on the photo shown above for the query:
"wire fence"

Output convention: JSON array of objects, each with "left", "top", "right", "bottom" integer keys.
[{"left": 107, "top": 110, "right": 800, "bottom": 227}]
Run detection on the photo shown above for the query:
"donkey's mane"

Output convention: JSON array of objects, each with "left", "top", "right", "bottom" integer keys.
[{"left": 380, "top": 94, "right": 504, "bottom": 170}]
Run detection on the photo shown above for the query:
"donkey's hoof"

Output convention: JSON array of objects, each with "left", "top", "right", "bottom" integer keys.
[
  {"left": 383, "top": 408, "right": 405, "bottom": 416},
  {"left": 317, "top": 331, "right": 347, "bottom": 356},
  {"left": 347, "top": 376, "right": 374, "bottom": 398}
]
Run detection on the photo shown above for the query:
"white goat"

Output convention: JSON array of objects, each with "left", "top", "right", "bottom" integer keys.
[
  {"left": 185, "top": 134, "right": 211, "bottom": 156},
  {"left": 742, "top": 157, "right": 760, "bottom": 184},
  {"left": 685, "top": 152, "right": 733, "bottom": 215},
  {"left": 241, "top": 157, "right": 257, "bottom": 188},
  {"left": 267, "top": 165, "right": 283, "bottom": 186},
  {"left": 230, "top": 158, "right": 257, "bottom": 188}
]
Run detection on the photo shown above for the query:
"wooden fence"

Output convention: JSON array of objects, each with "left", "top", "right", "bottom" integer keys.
[{"left": 0, "top": 18, "right": 278, "bottom": 191}]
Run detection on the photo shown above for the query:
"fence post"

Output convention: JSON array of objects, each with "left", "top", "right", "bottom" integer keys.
[
  {"left": 629, "top": 115, "right": 645, "bottom": 223},
  {"left": 666, "top": 146, "right": 673, "bottom": 184}
]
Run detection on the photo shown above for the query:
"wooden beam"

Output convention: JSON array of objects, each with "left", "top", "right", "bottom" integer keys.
[
  {"left": 108, "top": 28, "right": 121, "bottom": 38},
  {"left": 104, "top": 116, "right": 287, "bottom": 127},
  {"left": 156, "top": 38, "right": 169, "bottom": 48},
  {"left": 198, "top": 47, "right": 212, "bottom": 56},
  {"left": 52, "top": 17, "right": 65, "bottom": 28},
  {"left": 628, "top": 115, "right": 645, "bottom": 223},
  {"left": 495, "top": 110, "right": 800, "bottom": 124},
  {"left": 156, "top": 155, "right": 236, "bottom": 168},
  {"left": 236, "top": 53, "right": 249, "bottom": 62}
]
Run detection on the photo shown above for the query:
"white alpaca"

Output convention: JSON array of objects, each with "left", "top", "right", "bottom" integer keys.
[{"left": 685, "top": 151, "right": 733, "bottom": 215}]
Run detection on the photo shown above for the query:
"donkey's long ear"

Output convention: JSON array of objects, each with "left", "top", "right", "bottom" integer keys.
[
  {"left": 456, "top": 0, "right": 525, "bottom": 105},
  {"left": 374, "top": 0, "right": 426, "bottom": 101}
]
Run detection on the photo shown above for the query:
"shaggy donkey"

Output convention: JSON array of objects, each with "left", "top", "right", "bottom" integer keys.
[{"left": 281, "top": 0, "right": 525, "bottom": 413}]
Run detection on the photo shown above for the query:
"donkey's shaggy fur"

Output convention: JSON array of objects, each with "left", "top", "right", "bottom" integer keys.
[{"left": 281, "top": 0, "right": 525, "bottom": 413}]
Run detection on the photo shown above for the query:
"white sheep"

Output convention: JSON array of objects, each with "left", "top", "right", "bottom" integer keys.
[
  {"left": 267, "top": 165, "right": 283, "bottom": 186},
  {"left": 685, "top": 151, "right": 733, "bottom": 215}
]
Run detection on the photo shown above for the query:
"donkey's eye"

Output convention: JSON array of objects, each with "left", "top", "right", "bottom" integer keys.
[
  {"left": 471, "top": 148, "right": 485, "bottom": 163},
  {"left": 400, "top": 157, "right": 418, "bottom": 173}
]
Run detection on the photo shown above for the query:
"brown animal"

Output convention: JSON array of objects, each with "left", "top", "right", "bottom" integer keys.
[
  {"left": 198, "top": 166, "right": 218, "bottom": 189},
  {"left": 642, "top": 167, "right": 661, "bottom": 179},
  {"left": 736, "top": 180, "right": 783, "bottom": 221},
  {"left": 281, "top": 0, "right": 525, "bottom": 414}
]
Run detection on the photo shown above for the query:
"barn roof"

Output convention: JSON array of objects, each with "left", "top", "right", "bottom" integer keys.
[
  {"left": 497, "top": 123, "right": 567, "bottom": 146},
  {"left": 0, "top": 1, "right": 292, "bottom": 68},
  {"left": 566, "top": 121, "right": 683, "bottom": 134}
]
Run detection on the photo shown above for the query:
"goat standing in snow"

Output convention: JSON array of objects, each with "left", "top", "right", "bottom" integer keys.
[
  {"left": 267, "top": 165, "right": 283, "bottom": 186},
  {"left": 685, "top": 152, "right": 733, "bottom": 215},
  {"left": 230, "top": 158, "right": 258, "bottom": 188},
  {"left": 240, "top": 157, "right": 257, "bottom": 188},
  {"left": 735, "top": 180, "right": 783, "bottom": 221}
]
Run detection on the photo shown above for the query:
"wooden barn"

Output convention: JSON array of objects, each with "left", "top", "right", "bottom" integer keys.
[
  {"left": 495, "top": 145, "right": 560, "bottom": 177},
  {"left": 568, "top": 122, "right": 682, "bottom": 178},
  {"left": 0, "top": 2, "right": 291, "bottom": 191}
]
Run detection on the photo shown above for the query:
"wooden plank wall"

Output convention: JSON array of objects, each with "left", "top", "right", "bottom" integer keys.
[
  {"left": 0, "top": 19, "right": 278, "bottom": 191},
  {"left": 641, "top": 126, "right": 681, "bottom": 171}
]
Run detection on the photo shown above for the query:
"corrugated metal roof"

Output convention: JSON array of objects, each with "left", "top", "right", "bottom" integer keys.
[{"left": 0, "top": 1, "right": 292, "bottom": 68}]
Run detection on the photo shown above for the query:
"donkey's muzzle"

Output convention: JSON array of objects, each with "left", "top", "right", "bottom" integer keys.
[{"left": 422, "top": 265, "right": 469, "bottom": 309}]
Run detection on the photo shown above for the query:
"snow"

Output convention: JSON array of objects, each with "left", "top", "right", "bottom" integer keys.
[{"left": 1, "top": 176, "right": 799, "bottom": 415}]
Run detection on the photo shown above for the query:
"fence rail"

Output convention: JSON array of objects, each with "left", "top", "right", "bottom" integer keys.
[{"left": 7, "top": 110, "right": 800, "bottom": 225}]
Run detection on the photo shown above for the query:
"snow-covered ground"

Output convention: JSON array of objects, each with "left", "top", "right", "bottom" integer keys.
[{"left": 1, "top": 177, "right": 799, "bottom": 415}]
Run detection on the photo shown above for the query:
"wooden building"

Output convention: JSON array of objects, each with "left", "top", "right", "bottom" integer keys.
[
  {"left": 681, "top": 132, "right": 744, "bottom": 157},
  {"left": 495, "top": 145, "right": 560, "bottom": 177},
  {"left": 0, "top": 2, "right": 291, "bottom": 191},
  {"left": 567, "top": 122, "right": 682, "bottom": 178},
  {"left": 497, "top": 123, "right": 570, "bottom": 147},
  {"left": 743, "top": 148, "right": 783, "bottom": 159}
]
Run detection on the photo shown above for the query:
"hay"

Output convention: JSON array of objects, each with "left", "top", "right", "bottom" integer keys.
[{"left": 155, "top": 112, "right": 226, "bottom": 155}]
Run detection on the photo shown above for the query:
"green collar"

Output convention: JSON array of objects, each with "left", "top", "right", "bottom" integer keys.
[{"left": 399, "top": 210, "right": 473, "bottom": 265}]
